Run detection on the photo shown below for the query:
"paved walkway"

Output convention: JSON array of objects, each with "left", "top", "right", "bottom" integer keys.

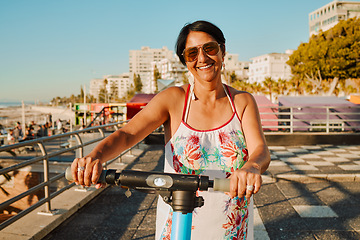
[
  {"left": 43, "top": 144, "right": 360, "bottom": 240},
  {"left": 257, "top": 144, "right": 360, "bottom": 239},
  {"left": 266, "top": 145, "right": 360, "bottom": 182}
]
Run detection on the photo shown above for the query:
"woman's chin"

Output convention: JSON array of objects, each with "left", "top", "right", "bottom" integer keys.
[{"left": 195, "top": 71, "right": 221, "bottom": 83}]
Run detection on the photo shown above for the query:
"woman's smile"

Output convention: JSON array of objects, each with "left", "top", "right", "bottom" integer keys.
[{"left": 197, "top": 63, "right": 214, "bottom": 70}]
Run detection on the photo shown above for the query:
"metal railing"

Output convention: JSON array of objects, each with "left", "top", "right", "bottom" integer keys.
[
  {"left": 0, "top": 105, "right": 359, "bottom": 230},
  {"left": 0, "top": 121, "right": 135, "bottom": 230},
  {"left": 258, "top": 105, "right": 360, "bottom": 133}
]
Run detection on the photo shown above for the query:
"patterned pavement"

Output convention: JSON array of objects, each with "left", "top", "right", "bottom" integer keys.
[
  {"left": 266, "top": 144, "right": 360, "bottom": 180},
  {"left": 254, "top": 144, "right": 360, "bottom": 239}
]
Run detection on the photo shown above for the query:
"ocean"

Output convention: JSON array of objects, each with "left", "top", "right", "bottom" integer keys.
[{"left": 0, "top": 102, "right": 32, "bottom": 108}]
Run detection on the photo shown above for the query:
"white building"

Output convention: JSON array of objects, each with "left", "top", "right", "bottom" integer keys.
[
  {"left": 248, "top": 50, "right": 293, "bottom": 84},
  {"left": 105, "top": 73, "right": 130, "bottom": 99},
  {"left": 151, "top": 58, "right": 187, "bottom": 88},
  {"left": 90, "top": 78, "right": 106, "bottom": 101},
  {"left": 89, "top": 73, "right": 130, "bottom": 101},
  {"left": 129, "top": 46, "right": 174, "bottom": 93},
  {"left": 309, "top": 0, "right": 360, "bottom": 37},
  {"left": 223, "top": 53, "right": 250, "bottom": 80}
]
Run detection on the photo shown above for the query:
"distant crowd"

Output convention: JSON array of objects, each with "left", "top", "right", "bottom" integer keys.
[{"left": 0, "top": 119, "right": 69, "bottom": 146}]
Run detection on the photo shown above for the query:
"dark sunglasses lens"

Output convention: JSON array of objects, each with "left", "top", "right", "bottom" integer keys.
[
  {"left": 203, "top": 42, "right": 219, "bottom": 55},
  {"left": 183, "top": 42, "right": 220, "bottom": 62},
  {"left": 184, "top": 47, "right": 198, "bottom": 62}
]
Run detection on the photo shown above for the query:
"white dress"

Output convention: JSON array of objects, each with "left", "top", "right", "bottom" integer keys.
[{"left": 156, "top": 85, "right": 254, "bottom": 240}]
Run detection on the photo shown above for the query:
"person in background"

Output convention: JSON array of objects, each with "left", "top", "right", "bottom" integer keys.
[
  {"left": 0, "top": 125, "right": 5, "bottom": 144},
  {"left": 71, "top": 20, "right": 270, "bottom": 239},
  {"left": 29, "top": 121, "right": 35, "bottom": 130},
  {"left": 20, "top": 126, "right": 34, "bottom": 142},
  {"left": 0, "top": 124, "right": 6, "bottom": 134},
  {"left": 7, "top": 129, "right": 15, "bottom": 145},
  {"left": 79, "top": 118, "right": 85, "bottom": 130},
  {"left": 43, "top": 123, "right": 49, "bottom": 137},
  {"left": 13, "top": 122, "right": 22, "bottom": 142},
  {"left": 36, "top": 125, "right": 43, "bottom": 138},
  {"left": 56, "top": 119, "right": 63, "bottom": 134}
]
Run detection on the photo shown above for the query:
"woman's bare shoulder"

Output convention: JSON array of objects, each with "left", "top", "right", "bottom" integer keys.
[
  {"left": 146, "top": 85, "right": 188, "bottom": 113},
  {"left": 226, "top": 85, "right": 260, "bottom": 121},
  {"left": 227, "top": 85, "right": 254, "bottom": 104},
  {"left": 160, "top": 85, "right": 187, "bottom": 95},
  {"left": 155, "top": 85, "right": 188, "bottom": 103}
]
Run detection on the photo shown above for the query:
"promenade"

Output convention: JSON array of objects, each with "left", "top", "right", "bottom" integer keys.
[{"left": 41, "top": 143, "right": 360, "bottom": 240}]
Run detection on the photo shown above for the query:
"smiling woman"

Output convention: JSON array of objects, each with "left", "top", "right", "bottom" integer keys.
[{"left": 71, "top": 20, "right": 270, "bottom": 240}]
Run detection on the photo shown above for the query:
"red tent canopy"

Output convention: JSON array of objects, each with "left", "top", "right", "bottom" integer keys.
[{"left": 126, "top": 93, "right": 157, "bottom": 120}]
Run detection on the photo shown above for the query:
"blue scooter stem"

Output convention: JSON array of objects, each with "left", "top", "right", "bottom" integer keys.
[{"left": 171, "top": 212, "right": 192, "bottom": 240}]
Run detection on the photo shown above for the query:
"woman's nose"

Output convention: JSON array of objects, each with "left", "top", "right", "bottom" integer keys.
[{"left": 197, "top": 47, "right": 208, "bottom": 62}]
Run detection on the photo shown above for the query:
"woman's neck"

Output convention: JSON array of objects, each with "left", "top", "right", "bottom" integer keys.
[{"left": 192, "top": 80, "right": 226, "bottom": 102}]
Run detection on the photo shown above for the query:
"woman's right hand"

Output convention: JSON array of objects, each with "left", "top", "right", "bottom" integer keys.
[{"left": 70, "top": 156, "right": 105, "bottom": 189}]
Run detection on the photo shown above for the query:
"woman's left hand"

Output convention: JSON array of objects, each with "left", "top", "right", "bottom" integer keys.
[{"left": 229, "top": 163, "right": 262, "bottom": 199}]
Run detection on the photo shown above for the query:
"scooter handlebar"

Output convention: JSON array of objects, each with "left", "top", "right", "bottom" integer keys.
[{"left": 65, "top": 167, "right": 230, "bottom": 193}]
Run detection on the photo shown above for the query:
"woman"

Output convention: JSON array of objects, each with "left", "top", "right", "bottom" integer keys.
[{"left": 71, "top": 20, "right": 270, "bottom": 239}]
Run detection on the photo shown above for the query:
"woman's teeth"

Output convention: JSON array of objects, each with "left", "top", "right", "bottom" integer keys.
[{"left": 198, "top": 64, "right": 213, "bottom": 70}]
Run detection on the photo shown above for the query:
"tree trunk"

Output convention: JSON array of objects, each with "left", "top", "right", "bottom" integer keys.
[{"left": 327, "top": 77, "right": 339, "bottom": 96}]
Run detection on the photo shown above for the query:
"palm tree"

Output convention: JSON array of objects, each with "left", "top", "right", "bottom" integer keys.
[
  {"left": 250, "top": 82, "right": 263, "bottom": 95},
  {"left": 277, "top": 78, "right": 288, "bottom": 96},
  {"left": 262, "top": 77, "right": 277, "bottom": 102}
]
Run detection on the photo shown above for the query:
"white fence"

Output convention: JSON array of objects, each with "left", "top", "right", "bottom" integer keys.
[{"left": 258, "top": 105, "right": 360, "bottom": 133}]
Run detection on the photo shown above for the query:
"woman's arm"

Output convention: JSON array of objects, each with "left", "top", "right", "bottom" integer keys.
[
  {"left": 71, "top": 87, "right": 182, "bottom": 187},
  {"left": 230, "top": 91, "right": 271, "bottom": 199}
]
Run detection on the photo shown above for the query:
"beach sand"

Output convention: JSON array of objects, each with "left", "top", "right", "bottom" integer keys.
[
  {"left": 0, "top": 106, "right": 46, "bottom": 129},
  {"left": 0, "top": 105, "right": 73, "bottom": 129}
]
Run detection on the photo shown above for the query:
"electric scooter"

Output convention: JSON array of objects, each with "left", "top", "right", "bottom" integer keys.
[{"left": 65, "top": 168, "right": 230, "bottom": 240}]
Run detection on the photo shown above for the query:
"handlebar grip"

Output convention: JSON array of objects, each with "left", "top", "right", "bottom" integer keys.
[
  {"left": 65, "top": 167, "right": 113, "bottom": 184},
  {"left": 213, "top": 178, "right": 230, "bottom": 192},
  {"left": 65, "top": 167, "right": 73, "bottom": 181}
]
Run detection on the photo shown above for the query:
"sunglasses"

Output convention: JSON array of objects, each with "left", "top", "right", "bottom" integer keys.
[{"left": 182, "top": 41, "right": 221, "bottom": 62}]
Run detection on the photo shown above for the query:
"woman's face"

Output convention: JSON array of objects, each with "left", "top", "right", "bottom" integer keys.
[{"left": 185, "top": 31, "right": 224, "bottom": 84}]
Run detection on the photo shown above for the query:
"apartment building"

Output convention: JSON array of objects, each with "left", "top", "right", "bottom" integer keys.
[
  {"left": 129, "top": 46, "right": 174, "bottom": 93},
  {"left": 151, "top": 58, "right": 187, "bottom": 87},
  {"left": 106, "top": 73, "right": 130, "bottom": 99},
  {"left": 90, "top": 78, "right": 105, "bottom": 101},
  {"left": 309, "top": 0, "right": 360, "bottom": 37},
  {"left": 248, "top": 50, "right": 293, "bottom": 84},
  {"left": 89, "top": 73, "right": 130, "bottom": 101},
  {"left": 223, "top": 53, "right": 250, "bottom": 80}
]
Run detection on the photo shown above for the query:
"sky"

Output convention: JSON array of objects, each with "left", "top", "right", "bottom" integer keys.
[{"left": 0, "top": 0, "right": 337, "bottom": 102}]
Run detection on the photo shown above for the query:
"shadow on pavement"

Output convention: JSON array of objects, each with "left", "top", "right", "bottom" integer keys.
[
  {"left": 43, "top": 145, "right": 165, "bottom": 240},
  {"left": 255, "top": 179, "right": 360, "bottom": 239}
]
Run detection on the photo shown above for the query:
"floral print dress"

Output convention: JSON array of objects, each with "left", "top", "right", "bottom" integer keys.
[{"left": 156, "top": 85, "right": 253, "bottom": 240}]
